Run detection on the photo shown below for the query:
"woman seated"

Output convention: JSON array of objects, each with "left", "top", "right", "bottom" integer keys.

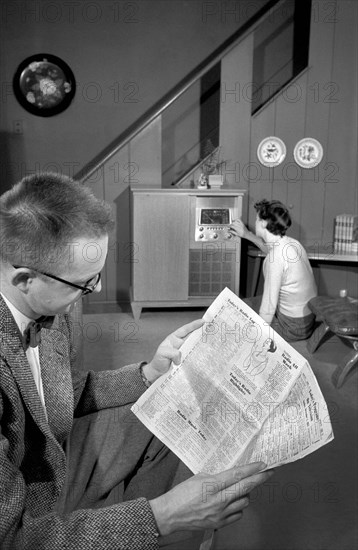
[{"left": 230, "top": 199, "right": 317, "bottom": 342}]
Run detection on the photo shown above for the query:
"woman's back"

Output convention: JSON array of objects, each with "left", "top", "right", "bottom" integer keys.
[{"left": 264, "top": 236, "right": 317, "bottom": 317}]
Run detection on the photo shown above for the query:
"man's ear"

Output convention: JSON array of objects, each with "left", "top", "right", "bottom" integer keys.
[{"left": 11, "top": 269, "right": 34, "bottom": 292}]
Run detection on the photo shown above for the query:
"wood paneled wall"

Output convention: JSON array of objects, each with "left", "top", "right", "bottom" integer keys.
[
  {"left": 85, "top": 0, "right": 357, "bottom": 306},
  {"left": 220, "top": 0, "right": 357, "bottom": 298}
]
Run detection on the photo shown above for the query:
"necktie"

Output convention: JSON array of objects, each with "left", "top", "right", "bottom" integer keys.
[{"left": 23, "top": 316, "right": 55, "bottom": 349}]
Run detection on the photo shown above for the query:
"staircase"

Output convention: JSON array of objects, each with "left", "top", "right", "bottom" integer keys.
[{"left": 77, "top": 0, "right": 312, "bottom": 307}]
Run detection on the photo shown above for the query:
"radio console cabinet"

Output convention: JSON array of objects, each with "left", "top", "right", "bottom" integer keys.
[{"left": 130, "top": 187, "right": 245, "bottom": 319}]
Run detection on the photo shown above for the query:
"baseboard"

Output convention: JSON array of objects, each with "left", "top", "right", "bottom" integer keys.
[{"left": 83, "top": 301, "right": 131, "bottom": 314}]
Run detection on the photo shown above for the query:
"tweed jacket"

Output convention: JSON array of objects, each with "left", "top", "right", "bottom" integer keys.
[{"left": 0, "top": 295, "right": 159, "bottom": 550}]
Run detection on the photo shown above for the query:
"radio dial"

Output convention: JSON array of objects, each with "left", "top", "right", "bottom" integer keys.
[
  {"left": 213, "top": 234, "right": 218, "bottom": 239},
  {"left": 226, "top": 233, "right": 232, "bottom": 239},
  {"left": 199, "top": 234, "right": 204, "bottom": 239}
]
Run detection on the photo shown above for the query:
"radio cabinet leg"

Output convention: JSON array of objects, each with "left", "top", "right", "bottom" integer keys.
[{"left": 131, "top": 302, "right": 142, "bottom": 321}]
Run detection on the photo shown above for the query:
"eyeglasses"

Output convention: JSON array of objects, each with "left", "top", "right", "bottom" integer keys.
[{"left": 12, "top": 265, "right": 101, "bottom": 295}]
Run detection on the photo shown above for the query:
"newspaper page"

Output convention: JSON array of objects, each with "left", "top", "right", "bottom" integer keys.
[{"left": 131, "top": 288, "right": 334, "bottom": 474}]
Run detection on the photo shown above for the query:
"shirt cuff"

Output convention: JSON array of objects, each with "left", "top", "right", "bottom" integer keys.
[{"left": 139, "top": 362, "right": 152, "bottom": 388}]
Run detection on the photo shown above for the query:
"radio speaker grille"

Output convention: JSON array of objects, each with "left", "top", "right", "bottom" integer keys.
[{"left": 188, "top": 248, "right": 237, "bottom": 296}]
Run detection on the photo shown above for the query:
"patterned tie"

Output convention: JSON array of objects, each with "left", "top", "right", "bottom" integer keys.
[{"left": 23, "top": 316, "right": 55, "bottom": 349}]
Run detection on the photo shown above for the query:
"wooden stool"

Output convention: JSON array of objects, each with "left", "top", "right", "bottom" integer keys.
[{"left": 307, "top": 296, "right": 358, "bottom": 388}]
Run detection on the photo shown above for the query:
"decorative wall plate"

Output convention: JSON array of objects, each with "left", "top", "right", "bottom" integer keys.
[
  {"left": 257, "top": 136, "right": 286, "bottom": 167},
  {"left": 294, "top": 138, "right": 323, "bottom": 168},
  {"left": 13, "top": 54, "right": 76, "bottom": 116}
]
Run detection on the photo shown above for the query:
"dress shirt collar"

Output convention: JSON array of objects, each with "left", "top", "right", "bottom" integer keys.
[{"left": 0, "top": 292, "right": 34, "bottom": 336}]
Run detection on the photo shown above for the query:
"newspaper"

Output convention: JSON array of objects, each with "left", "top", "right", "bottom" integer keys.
[{"left": 131, "top": 288, "right": 334, "bottom": 474}]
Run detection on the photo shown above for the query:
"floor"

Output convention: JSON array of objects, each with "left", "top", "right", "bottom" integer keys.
[{"left": 82, "top": 306, "right": 358, "bottom": 550}]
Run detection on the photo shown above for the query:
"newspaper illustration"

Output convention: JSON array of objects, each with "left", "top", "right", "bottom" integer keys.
[{"left": 131, "top": 288, "right": 334, "bottom": 474}]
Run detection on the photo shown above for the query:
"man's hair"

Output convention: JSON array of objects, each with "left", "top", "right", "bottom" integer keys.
[
  {"left": 254, "top": 199, "right": 292, "bottom": 236},
  {"left": 0, "top": 172, "right": 114, "bottom": 272}
]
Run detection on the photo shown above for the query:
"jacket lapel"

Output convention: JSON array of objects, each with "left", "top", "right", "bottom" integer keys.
[
  {"left": 0, "top": 295, "right": 73, "bottom": 443},
  {"left": 0, "top": 296, "right": 51, "bottom": 436},
  {"left": 39, "top": 326, "right": 74, "bottom": 443}
]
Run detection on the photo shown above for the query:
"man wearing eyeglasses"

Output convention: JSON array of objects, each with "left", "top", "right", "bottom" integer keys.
[{"left": 0, "top": 173, "right": 272, "bottom": 550}]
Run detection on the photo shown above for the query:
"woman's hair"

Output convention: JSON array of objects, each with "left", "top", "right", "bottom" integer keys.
[
  {"left": 0, "top": 172, "right": 114, "bottom": 272},
  {"left": 254, "top": 199, "right": 292, "bottom": 236}
]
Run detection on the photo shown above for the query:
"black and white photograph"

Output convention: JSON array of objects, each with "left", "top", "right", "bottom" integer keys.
[{"left": 0, "top": 1, "right": 357, "bottom": 549}]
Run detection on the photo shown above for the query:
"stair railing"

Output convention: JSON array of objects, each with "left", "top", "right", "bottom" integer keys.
[{"left": 75, "top": 0, "right": 283, "bottom": 183}]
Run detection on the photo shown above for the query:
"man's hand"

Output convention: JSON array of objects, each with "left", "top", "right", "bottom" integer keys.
[
  {"left": 142, "top": 319, "right": 204, "bottom": 384},
  {"left": 149, "top": 461, "right": 274, "bottom": 535}
]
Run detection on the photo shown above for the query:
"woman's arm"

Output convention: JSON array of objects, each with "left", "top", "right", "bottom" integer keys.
[
  {"left": 259, "top": 257, "right": 283, "bottom": 325},
  {"left": 229, "top": 220, "right": 268, "bottom": 254}
]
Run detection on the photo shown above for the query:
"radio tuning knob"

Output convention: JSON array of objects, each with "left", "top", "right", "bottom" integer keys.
[
  {"left": 199, "top": 234, "right": 204, "bottom": 239},
  {"left": 226, "top": 233, "right": 232, "bottom": 239},
  {"left": 213, "top": 234, "right": 218, "bottom": 239}
]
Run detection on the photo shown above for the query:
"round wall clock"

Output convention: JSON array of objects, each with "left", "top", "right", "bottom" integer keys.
[
  {"left": 257, "top": 136, "right": 286, "bottom": 167},
  {"left": 294, "top": 138, "right": 323, "bottom": 168},
  {"left": 13, "top": 54, "right": 76, "bottom": 117}
]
